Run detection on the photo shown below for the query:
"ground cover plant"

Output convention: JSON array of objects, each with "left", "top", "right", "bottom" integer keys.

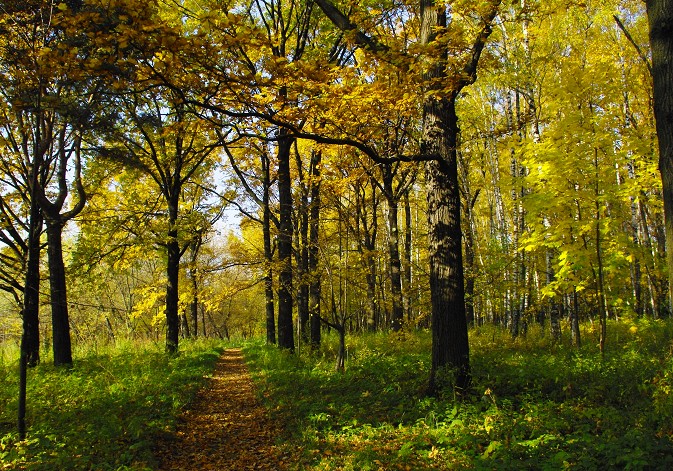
[
  {"left": 0, "top": 339, "right": 227, "bottom": 470},
  {"left": 245, "top": 320, "right": 673, "bottom": 470}
]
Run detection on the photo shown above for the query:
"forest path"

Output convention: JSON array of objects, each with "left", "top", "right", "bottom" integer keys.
[{"left": 155, "top": 348, "right": 290, "bottom": 470}]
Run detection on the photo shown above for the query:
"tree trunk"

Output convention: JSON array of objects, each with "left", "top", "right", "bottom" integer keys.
[
  {"left": 383, "top": 167, "right": 404, "bottom": 331},
  {"left": 546, "top": 250, "right": 561, "bottom": 343},
  {"left": 19, "top": 185, "right": 43, "bottom": 439},
  {"left": 22, "top": 198, "right": 42, "bottom": 367},
  {"left": 277, "top": 130, "right": 295, "bottom": 352},
  {"left": 181, "top": 310, "right": 190, "bottom": 338},
  {"left": 335, "top": 325, "right": 346, "bottom": 372},
  {"left": 165, "top": 201, "right": 181, "bottom": 354},
  {"left": 262, "top": 153, "right": 276, "bottom": 344},
  {"left": 420, "top": 0, "right": 498, "bottom": 394},
  {"left": 571, "top": 289, "right": 581, "bottom": 348},
  {"left": 46, "top": 220, "right": 73, "bottom": 366},
  {"left": 309, "top": 150, "right": 322, "bottom": 350},
  {"left": 190, "top": 270, "right": 199, "bottom": 338},
  {"left": 402, "top": 189, "right": 413, "bottom": 322},
  {"left": 387, "top": 196, "right": 404, "bottom": 331},
  {"left": 646, "top": 0, "right": 673, "bottom": 311},
  {"left": 297, "top": 181, "right": 310, "bottom": 345},
  {"left": 424, "top": 100, "right": 471, "bottom": 393}
]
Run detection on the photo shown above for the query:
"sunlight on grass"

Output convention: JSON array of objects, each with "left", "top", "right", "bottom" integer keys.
[
  {"left": 246, "top": 320, "right": 673, "bottom": 470},
  {"left": 0, "top": 338, "right": 227, "bottom": 470}
]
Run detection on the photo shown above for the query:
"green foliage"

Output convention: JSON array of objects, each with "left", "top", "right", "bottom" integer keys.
[
  {"left": 246, "top": 321, "right": 673, "bottom": 470},
  {"left": 0, "top": 339, "right": 226, "bottom": 470}
]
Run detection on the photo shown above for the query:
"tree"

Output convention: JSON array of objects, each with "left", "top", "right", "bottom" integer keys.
[
  {"left": 645, "top": 0, "right": 673, "bottom": 312},
  {"left": 419, "top": 0, "right": 501, "bottom": 394},
  {"left": 101, "top": 87, "right": 220, "bottom": 353}
]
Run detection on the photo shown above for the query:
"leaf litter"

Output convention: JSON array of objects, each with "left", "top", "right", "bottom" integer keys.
[{"left": 154, "top": 348, "right": 292, "bottom": 470}]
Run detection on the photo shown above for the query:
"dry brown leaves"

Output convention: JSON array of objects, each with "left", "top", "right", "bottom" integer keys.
[{"left": 154, "top": 348, "right": 292, "bottom": 470}]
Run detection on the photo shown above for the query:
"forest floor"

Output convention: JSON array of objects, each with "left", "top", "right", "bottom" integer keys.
[{"left": 154, "top": 348, "right": 292, "bottom": 470}]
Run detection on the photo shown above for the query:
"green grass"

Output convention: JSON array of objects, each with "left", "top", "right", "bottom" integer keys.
[
  {"left": 0, "top": 338, "right": 227, "bottom": 470},
  {"left": 245, "top": 320, "right": 673, "bottom": 470}
]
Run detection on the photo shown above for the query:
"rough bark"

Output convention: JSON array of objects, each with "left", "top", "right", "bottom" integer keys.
[
  {"left": 424, "top": 96, "right": 471, "bottom": 393},
  {"left": 46, "top": 220, "right": 73, "bottom": 366},
  {"left": 277, "top": 131, "right": 295, "bottom": 352},
  {"left": 165, "top": 199, "right": 181, "bottom": 355},
  {"left": 21, "top": 198, "right": 42, "bottom": 367},
  {"left": 422, "top": 0, "right": 500, "bottom": 394},
  {"left": 646, "top": 0, "right": 673, "bottom": 312}
]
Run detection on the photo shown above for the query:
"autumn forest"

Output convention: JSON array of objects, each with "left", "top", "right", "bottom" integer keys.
[{"left": 1, "top": 0, "right": 673, "bottom": 468}]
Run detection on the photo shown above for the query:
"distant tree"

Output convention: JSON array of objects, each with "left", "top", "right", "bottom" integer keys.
[{"left": 100, "top": 88, "right": 220, "bottom": 354}]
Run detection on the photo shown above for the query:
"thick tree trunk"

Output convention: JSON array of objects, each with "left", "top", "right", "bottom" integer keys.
[
  {"left": 277, "top": 131, "right": 295, "bottom": 352},
  {"left": 424, "top": 101, "right": 470, "bottom": 393},
  {"left": 165, "top": 201, "right": 181, "bottom": 354},
  {"left": 421, "top": 0, "right": 488, "bottom": 394},
  {"left": 646, "top": 0, "right": 673, "bottom": 312},
  {"left": 46, "top": 220, "right": 72, "bottom": 366}
]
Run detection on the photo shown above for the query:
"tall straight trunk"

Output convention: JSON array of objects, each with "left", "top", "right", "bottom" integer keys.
[
  {"left": 181, "top": 310, "right": 190, "bottom": 338},
  {"left": 277, "top": 130, "right": 295, "bottom": 352},
  {"left": 308, "top": 150, "right": 322, "bottom": 350},
  {"left": 46, "top": 220, "right": 72, "bottom": 366},
  {"left": 382, "top": 166, "right": 404, "bottom": 331},
  {"left": 592, "top": 149, "right": 608, "bottom": 354},
  {"left": 464, "top": 208, "right": 477, "bottom": 328},
  {"left": 297, "top": 183, "right": 310, "bottom": 345},
  {"left": 22, "top": 198, "right": 42, "bottom": 367},
  {"left": 165, "top": 200, "right": 181, "bottom": 354},
  {"left": 596, "top": 199, "right": 608, "bottom": 355},
  {"left": 402, "top": 189, "right": 413, "bottom": 322},
  {"left": 459, "top": 150, "right": 479, "bottom": 327},
  {"left": 424, "top": 95, "right": 470, "bottom": 392},
  {"left": 571, "top": 289, "right": 581, "bottom": 347},
  {"left": 262, "top": 153, "right": 276, "bottom": 344},
  {"left": 645, "top": 0, "right": 673, "bottom": 311},
  {"left": 546, "top": 249, "right": 561, "bottom": 343},
  {"left": 190, "top": 271, "right": 198, "bottom": 338},
  {"left": 365, "top": 254, "right": 378, "bottom": 330},
  {"left": 387, "top": 196, "right": 404, "bottom": 331}
]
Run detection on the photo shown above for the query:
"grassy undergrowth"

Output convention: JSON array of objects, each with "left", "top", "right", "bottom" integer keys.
[
  {"left": 245, "top": 320, "right": 673, "bottom": 470},
  {"left": 0, "top": 338, "right": 227, "bottom": 470}
]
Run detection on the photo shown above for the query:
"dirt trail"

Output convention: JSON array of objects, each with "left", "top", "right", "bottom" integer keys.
[{"left": 155, "top": 348, "right": 290, "bottom": 470}]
